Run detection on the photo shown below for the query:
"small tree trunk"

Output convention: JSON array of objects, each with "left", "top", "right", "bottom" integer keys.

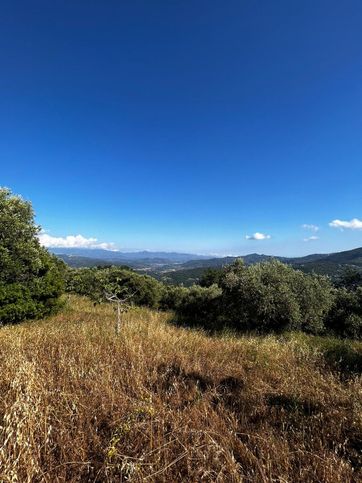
[{"left": 116, "top": 301, "right": 121, "bottom": 335}]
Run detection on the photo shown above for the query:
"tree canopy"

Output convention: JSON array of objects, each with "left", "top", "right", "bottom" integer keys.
[{"left": 0, "top": 188, "right": 64, "bottom": 323}]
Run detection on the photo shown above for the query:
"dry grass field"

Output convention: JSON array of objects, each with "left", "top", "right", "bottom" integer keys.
[{"left": 0, "top": 295, "right": 361, "bottom": 482}]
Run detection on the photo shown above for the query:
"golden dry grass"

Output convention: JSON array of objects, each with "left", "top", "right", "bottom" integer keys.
[{"left": 0, "top": 295, "right": 361, "bottom": 482}]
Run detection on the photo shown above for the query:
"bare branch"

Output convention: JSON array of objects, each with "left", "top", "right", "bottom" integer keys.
[{"left": 103, "top": 289, "right": 138, "bottom": 335}]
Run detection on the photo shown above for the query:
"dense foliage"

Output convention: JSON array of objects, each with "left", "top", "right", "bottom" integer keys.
[
  {"left": 175, "top": 260, "right": 336, "bottom": 334},
  {"left": 65, "top": 266, "right": 164, "bottom": 308},
  {"left": 325, "top": 287, "right": 362, "bottom": 339},
  {"left": 219, "top": 260, "right": 335, "bottom": 333},
  {"left": 0, "top": 188, "right": 64, "bottom": 324},
  {"left": 334, "top": 266, "right": 362, "bottom": 291},
  {"left": 64, "top": 258, "right": 362, "bottom": 339}
]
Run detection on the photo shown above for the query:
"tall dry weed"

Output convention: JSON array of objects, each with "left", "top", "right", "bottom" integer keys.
[{"left": 0, "top": 296, "right": 360, "bottom": 482}]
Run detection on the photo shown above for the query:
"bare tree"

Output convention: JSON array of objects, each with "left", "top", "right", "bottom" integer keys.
[{"left": 105, "top": 288, "right": 137, "bottom": 335}]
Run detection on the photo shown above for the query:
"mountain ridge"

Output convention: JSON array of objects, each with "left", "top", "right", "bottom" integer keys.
[
  {"left": 50, "top": 248, "right": 210, "bottom": 263},
  {"left": 54, "top": 247, "right": 362, "bottom": 283}
]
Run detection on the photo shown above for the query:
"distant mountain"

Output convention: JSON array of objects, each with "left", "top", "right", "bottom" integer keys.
[
  {"left": 56, "top": 254, "right": 132, "bottom": 269},
  {"left": 179, "top": 253, "right": 285, "bottom": 269},
  {"left": 287, "top": 253, "right": 330, "bottom": 264},
  {"left": 50, "top": 248, "right": 210, "bottom": 263},
  {"left": 323, "top": 247, "right": 362, "bottom": 266},
  {"left": 289, "top": 247, "right": 362, "bottom": 277},
  {"left": 178, "top": 248, "right": 362, "bottom": 271},
  {"left": 55, "top": 246, "right": 362, "bottom": 284},
  {"left": 157, "top": 247, "right": 362, "bottom": 285}
]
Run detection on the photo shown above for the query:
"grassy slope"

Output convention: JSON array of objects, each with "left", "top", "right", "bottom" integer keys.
[{"left": 0, "top": 296, "right": 361, "bottom": 482}]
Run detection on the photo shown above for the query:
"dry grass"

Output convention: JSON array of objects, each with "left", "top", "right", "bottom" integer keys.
[{"left": 0, "top": 295, "right": 361, "bottom": 482}]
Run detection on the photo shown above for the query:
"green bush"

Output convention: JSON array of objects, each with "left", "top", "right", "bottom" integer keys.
[
  {"left": 174, "top": 259, "right": 335, "bottom": 335},
  {"left": 325, "top": 287, "right": 362, "bottom": 339},
  {"left": 199, "top": 268, "right": 223, "bottom": 287},
  {"left": 174, "top": 284, "right": 222, "bottom": 326},
  {"left": 0, "top": 188, "right": 64, "bottom": 324},
  {"left": 335, "top": 267, "right": 362, "bottom": 291},
  {"left": 65, "top": 266, "right": 163, "bottom": 308},
  {"left": 0, "top": 283, "right": 37, "bottom": 323},
  {"left": 219, "top": 259, "right": 334, "bottom": 334},
  {"left": 159, "top": 284, "right": 189, "bottom": 311}
]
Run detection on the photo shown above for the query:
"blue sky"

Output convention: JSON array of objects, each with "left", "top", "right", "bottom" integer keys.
[{"left": 1, "top": 0, "right": 361, "bottom": 256}]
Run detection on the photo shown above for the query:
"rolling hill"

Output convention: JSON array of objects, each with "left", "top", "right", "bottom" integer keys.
[{"left": 55, "top": 247, "right": 362, "bottom": 285}]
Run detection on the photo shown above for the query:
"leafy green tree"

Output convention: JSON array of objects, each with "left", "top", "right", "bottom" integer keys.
[
  {"left": 219, "top": 259, "right": 334, "bottom": 334},
  {"left": 174, "top": 259, "right": 335, "bottom": 334},
  {"left": 0, "top": 188, "right": 64, "bottom": 324},
  {"left": 65, "top": 266, "right": 163, "bottom": 308},
  {"left": 293, "top": 270, "right": 335, "bottom": 333},
  {"left": 335, "top": 267, "right": 362, "bottom": 291},
  {"left": 159, "top": 284, "right": 189, "bottom": 310},
  {"left": 326, "top": 287, "right": 362, "bottom": 339},
  {"left": 219, "top": 260, "right": 299, "bottom": 332},
  {"left": 175, "top": 284, "right": 222, "bottom": 326},
  {"left": 199, "top": 268, "right": 223, "bottom": 287}
]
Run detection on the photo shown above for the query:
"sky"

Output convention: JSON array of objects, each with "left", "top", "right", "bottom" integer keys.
[{"left": 1, "top": 0, "right": 361, "bottom": 256}]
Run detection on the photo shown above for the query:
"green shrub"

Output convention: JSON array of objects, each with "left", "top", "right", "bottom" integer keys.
[
  {"left": 219, "top": 259, "right": 301, "bottom": 332},
  {"left": 65, "top": 266, "right": 163, "bottom": 308},
  {"left": 174, "top": 259, "right": 335, "bottom": 335},
  {"left": 325, "top": 287, "right": 362, "bottom": 339},
  {"left": 159, "top": 285, "right": 189, "bottom": 311},
  {"left": 199, "top": 268, "right": 223, "bottom": 287},
  {"left": 174, "top": 284, "right": 222, "bottom": 327},
  {"left": 0, "top": 283, "right": 37, "bottom": 323},
  {"left": 219, "top": 259, "right": 334, "bottom": 334},
  {"left": 335, "top": 267, "right": 362, "bottom": 291}
]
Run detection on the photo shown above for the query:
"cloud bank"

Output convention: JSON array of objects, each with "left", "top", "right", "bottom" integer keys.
[
  {"left": 304, "top": 236, "right": 319, "bottom": 242},
  {"left": 246, "top": 232, "right": 271, "bottom": 240},
  {"left": 329, "top": 218, "right": 362, "bottom": 230},
  {"left": 38, "top": 233, "right": 116, "bottom": 250}
]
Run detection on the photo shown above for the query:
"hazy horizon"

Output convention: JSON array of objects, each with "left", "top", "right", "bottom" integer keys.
[{"left": 47, "top": 241, "right": 362, "bottom": 259}]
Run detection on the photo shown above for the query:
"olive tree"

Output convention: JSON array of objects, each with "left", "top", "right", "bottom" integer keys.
[
  {"left": 219, "top": 259, "right": 334, "bottom": 334},
  {"left": 174, "top": 259, "right": 335, "bottom": 334}
]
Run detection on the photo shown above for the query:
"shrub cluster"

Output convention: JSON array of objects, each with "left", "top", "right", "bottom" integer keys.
[
  {"left": 65, "top": 259, "right": 362, "bottom": 339},
  {"left": 176, "top": 259, "right": 336, "bottom": 334},
  {"left": 163, "top": 260, "right": 361, "bottom": 339},
  {"left": 0, "top": 188, "right": 64, "bottom": 324},
  {"left": 325, "top": 287, "right": 362, "bottom": 339}
]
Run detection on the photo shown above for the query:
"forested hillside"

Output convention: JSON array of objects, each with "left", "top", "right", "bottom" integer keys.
[{"left": 55, "top": 247, "right": 362, "bottom": 286}]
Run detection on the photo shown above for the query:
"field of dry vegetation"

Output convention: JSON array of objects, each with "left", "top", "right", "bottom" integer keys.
[{"left": 0, "top": 295, "right": 361, "bottom": 482}]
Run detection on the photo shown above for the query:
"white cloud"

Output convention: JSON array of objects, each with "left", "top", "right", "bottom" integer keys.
[
  {"left": 329, "top": 218, "right": 362, "bottom": 230},
  {"left": 302, "top": 224, "right": 319, "bottom": 232},
  {"left": 245, "top": 232, "right": 271, "bottom": 240},
  {"left": 304, "top": 236, "right": 319, "bottom": 242},
  {"left": 38, "top": 233, "right": 116, "bottom": 250}
]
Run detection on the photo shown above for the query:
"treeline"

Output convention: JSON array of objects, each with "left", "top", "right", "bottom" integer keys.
[
  {"left": 1, "top": 188, "right": 361, "bottom": 339},
  {"left": 64, "top": 261, "right": 362, "bottom": 339}
]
